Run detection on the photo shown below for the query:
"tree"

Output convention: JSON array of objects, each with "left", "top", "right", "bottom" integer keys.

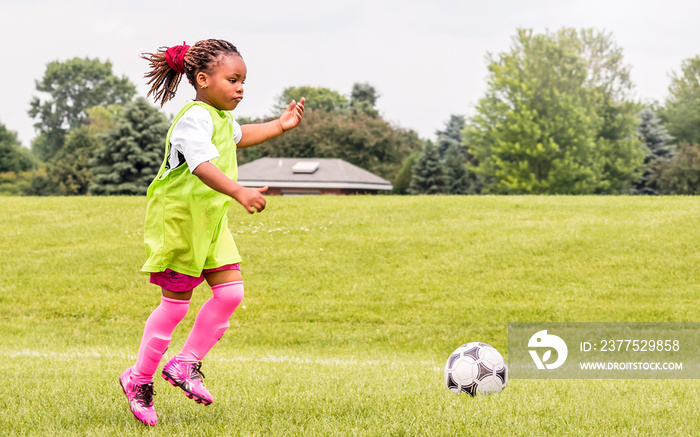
[
  {"left": 29, "top": 57, "right": 136, "bottom": 161},
  {"left": 243, "top": 84, "right": 422, "bottom": 182},
  {"left": 26, "top": 127, "right": 100, "bottom": 196},
  {"left": 24, "top": 166, "right": 65, "bottom": 196},
  {"left": 350, "top": 82, "right": 379, "bottom": 107},
  {"left": 0, "top": 171, "right": 34, "bottom": 196},
  {"left": 276, "top": 86, "right": 348, "bottom": 112},
  {"left": 443, "top": 143, "right": 473, "bottom": 194},
  {"left": 0, "top": 122, "right": 36, "bottom": 173},
  {"left": 409, "top": 141, "right": 444, "bottom": 194},
  {"left": 436, "top": 115, "right": 466, "bottom": 159},
  {"left": 29, "top": 132, "right": 63, "bottom": 164},
  {"left": 633, "top": 108, "right": 676, "bottom": 194},
  {"left": 89, "top": 98, "right": 168, "bottom": 195},
  {"left": 238, "top": 108, "right": 423, "bottom": 180},
  {"left": 84, "top": 104, "right": 123, "bottom": 131},
  {"left": 465, "top": 28, "right": 645, "bottom": 194},
  {"left": 24, "top": 105, "right": 121, "bottom": 196},
  {"left": 655, "top": 141, "right": 700, "bottom": 194},
  {"left": 50, "top": 127, "right": 101, "bottom": 195},
  {"left": 349, "top": 82, "right": 380, "bottom": 116},
  {"left": 392, "top": 150, "right": 421, "bottom": 194},
  {"left": 661, "top": 56, "right": 700, "bottom": 146}
]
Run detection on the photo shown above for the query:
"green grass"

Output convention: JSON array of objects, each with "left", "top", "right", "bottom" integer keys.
[{"left": 0, "top": 195, "right": 698, "bottom": 436}]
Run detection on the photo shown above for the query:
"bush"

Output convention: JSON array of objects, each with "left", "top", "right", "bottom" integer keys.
[{"left": 0, "top": 172, "right": 34, "bottom": 196}]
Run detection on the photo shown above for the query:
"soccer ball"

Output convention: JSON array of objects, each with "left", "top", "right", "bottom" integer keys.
[{"left": 444, "top": 342, "right": 508, "bottom": 396}]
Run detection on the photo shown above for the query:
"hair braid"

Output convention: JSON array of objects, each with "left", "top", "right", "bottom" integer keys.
[
  {"left": 142, "top": 39, "right": 241, "bottom": 107},
  {"left": 141, "top": 47, "right": 183, "bottom": 107}
]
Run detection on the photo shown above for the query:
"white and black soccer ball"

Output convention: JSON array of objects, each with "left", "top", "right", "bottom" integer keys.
[{"left": 444, "top": 342, "right": 508, "bottom": 396}]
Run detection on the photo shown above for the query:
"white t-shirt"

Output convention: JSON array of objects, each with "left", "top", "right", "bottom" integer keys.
[{"left": 167, "top": 105, "right": 243, "bottom": 174}]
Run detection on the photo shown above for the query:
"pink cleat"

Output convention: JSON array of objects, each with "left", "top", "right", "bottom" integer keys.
[
  {"left": 162, "top": 358, "right": 214, "bottom": 405},
  {"left": 119, "top": 367, "right": 157, "bottom": 426}
]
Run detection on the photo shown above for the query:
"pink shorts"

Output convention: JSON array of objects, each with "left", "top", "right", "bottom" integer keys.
[{"left": 150, "top": 263, "right": 240, "bottom": 292}]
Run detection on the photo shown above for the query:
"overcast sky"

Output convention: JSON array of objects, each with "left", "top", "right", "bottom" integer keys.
[{"left": 2, "top": 0, "right": 699, "bottom": 147}]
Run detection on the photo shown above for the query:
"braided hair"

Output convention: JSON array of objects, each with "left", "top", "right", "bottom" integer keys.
[{"left": 142, "top": 39, "right": 241, "bottom": 107}]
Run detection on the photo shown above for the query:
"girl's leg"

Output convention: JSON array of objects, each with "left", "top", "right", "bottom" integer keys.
[
  {"left": 131, "top": 291, "right": 191, "bottom": 382},
  {"left": 120, "top": 290, "right": 190, "bottom": 425},
  {"left": 162, "top": 270, "right": 243, "bottom": 405},
  {"left": 176, "top": 269, "right": 243, "bottom": 363}
]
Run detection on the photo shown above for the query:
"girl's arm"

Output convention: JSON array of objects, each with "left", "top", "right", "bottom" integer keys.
[
  {"left": 193, "top": 162, "right": 268, "bottom": 214},
  {"left": 237, "top": 98, "right": 305, "bottom": 148}
]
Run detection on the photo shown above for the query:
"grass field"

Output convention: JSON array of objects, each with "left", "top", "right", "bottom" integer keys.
[{"left": 0, "top": 195, "right": 698, "bottom": 436}]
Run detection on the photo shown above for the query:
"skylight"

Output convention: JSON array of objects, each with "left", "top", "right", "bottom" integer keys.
[{"left": 292, "top": 161, "right": 320, "bottom": 174}]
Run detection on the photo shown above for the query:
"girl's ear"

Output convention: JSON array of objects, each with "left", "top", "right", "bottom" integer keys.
[{"left": 196, "top": 72, "right": 209, "bottom": 89}]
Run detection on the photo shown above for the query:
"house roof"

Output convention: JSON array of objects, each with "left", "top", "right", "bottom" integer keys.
[{"left": 237, "top": 158, "right": 393, "bottom": 191}]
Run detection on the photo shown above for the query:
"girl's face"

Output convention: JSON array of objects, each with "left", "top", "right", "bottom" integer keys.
[{"left": 196, "top": 54, "right": 247, "bottom": 111}]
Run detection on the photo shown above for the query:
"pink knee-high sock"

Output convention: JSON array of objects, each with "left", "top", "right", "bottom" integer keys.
[
  {"left": 131, "top": 296, "right": 190, "bottom": 384},
  {"left": 176, "top": 281, "right": 244, "bottom": 364}
]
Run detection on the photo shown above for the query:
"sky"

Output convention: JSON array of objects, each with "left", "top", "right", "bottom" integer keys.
[{"left": 1, "top": 0, "right": 699, "bottom": 147}]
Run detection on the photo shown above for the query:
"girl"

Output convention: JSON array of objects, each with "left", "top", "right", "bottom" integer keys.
[{"left": 119, "top": 39, "right": 305, "bottom": 426}]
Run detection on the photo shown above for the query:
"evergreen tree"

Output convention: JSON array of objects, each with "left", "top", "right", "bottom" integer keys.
[
  {"left": 436, "top": 115, "right": 466, "bottom": 159},
  {"left": 89, "top": 98, "right": 168, "bottom": 195},
  {"left": 443, "top": 143, "right": 473, "bottom": 194},
  {"left": 633, "top": 108, "right": 675, "bottom": 194},
  {"left": 409, "top": 141, "right": 444, "bottom": 194}
]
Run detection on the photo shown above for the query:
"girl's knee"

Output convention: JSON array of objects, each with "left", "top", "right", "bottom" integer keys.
[{"left": 211, "top": 281, "right": 244, "bottom": 311}]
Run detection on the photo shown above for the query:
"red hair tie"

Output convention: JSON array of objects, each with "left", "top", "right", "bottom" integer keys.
[{"left": 164, "top": 41, "right": 190, "bottom": 74}]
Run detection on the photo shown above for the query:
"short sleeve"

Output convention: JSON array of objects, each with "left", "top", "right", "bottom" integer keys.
[
  {"left": 170, "top": 106, "right": 220, "bottom": 173},
  {"left": 231, "top": 117, "right": 243, "bottom": 144}
]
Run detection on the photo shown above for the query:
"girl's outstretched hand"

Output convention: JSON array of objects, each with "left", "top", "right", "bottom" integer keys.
[{"left": 279, "top": 97, "right": 305, "bottom": 132}]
